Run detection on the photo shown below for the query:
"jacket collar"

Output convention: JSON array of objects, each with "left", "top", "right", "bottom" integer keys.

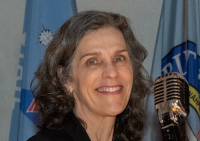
[{"left": 63, "top": 111, "right": 91, "bottom": 141}]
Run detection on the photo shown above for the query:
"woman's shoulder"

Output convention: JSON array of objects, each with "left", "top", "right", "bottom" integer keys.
[
  {"left": 27, "top": 111, "right": 90, "bottom": 141},
  {"left": 27, "top": 129, "right": 74, "bottom": 141},
  {"left": 27, "top": 134, "right": 51, "bottom": 141}
]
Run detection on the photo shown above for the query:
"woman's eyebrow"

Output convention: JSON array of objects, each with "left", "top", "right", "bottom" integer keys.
[
  {"left": 80, "top": 52, "right": 100, "bottom": 60},
  {"left": 80, "top": 49, "right": 128, "bottom": 60},
  {"left": 115, "top": 49, "right": 128, "bottom": 54}
]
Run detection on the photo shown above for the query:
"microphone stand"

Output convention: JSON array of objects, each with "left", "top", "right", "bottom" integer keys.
[{"left": 161, "top": 113, "right": 183, "bottom": 141}]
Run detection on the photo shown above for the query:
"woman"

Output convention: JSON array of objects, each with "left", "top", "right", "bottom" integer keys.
[{"left": 28, "top": 11, "right": 152, "bottom": 141}]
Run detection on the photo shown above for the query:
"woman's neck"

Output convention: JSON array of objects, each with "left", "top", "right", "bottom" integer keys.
[
  {"left": 74, "top": 108, "right": 116, "bottom": 141},
  {"left": 86, "top": 116, "right": 115, "bottom": 141}
]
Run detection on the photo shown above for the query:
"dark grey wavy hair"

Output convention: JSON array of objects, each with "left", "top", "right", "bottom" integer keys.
[{"left": 31, "top": 10, "right": 152, "bottom": 141}]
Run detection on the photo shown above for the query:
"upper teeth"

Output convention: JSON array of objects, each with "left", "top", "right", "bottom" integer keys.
[{"left": 98, "top": 87, "right": 121, "bottom": 92}]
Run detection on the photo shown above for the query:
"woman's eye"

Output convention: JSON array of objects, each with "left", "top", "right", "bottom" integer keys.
[
  {"left": 86, "top": 58, "right": 99, "bottom": 66},
  {"left": 114, "top": 56, "right": 125, "bottom": 62}
]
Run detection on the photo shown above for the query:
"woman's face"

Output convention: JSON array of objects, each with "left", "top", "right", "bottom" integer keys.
[{"left": 67, "top": 27, "right": 133, "bottom": 117}]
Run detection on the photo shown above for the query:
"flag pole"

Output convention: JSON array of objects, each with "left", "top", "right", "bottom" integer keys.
[{"left": 185, "top": 0, "right": 188, "bottom": 67}]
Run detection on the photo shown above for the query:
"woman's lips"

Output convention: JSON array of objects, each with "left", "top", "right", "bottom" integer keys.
[{"left": 95, "top": 85, "right": 123, "bottom": 95}]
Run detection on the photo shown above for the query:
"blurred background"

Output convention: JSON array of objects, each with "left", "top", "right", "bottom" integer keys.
[{"left": 0, "top": 0, "right": 163, "bottom": 140}]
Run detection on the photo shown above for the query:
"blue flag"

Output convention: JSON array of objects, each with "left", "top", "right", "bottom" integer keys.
[
  {"left": 145, "top": 0, "right": 200, "bottom": 140},
  {"left": 9, "top": 1, "right": 77, "bottom": 141}
]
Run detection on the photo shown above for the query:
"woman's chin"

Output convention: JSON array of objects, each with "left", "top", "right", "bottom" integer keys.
[{"left": 105, "top": 106, "right": 125, "bottom": 117}]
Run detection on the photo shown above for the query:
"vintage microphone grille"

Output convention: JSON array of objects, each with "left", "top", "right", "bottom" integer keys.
[
  {"left": 154, "top": 80, "right": 164, "bottom": 105},
  {"left": 154, "top": 72, "right": 189, "bottom": 114}
]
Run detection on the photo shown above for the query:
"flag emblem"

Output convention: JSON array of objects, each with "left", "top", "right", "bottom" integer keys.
[
  {"left": 39, "top": 27, "right": 53, "bottom": 47},
  {"left": 20, "top": 89, "right": 38, "bottom": 125},
  {"left": 27, "top": 99, "right": 38, "bottom": 113}
]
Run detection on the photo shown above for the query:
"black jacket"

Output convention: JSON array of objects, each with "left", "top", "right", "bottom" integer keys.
[
  {"left": 27, "top": 126, "right": 91, "bottom": 141},
  {"left": 27, "top": 111, "right": 91, "bottom": 141},
  {"left": 28, "top": 111, "right": 121, "bottom": 141}
]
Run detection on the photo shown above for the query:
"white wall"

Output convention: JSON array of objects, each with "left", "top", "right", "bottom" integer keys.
[{"left": 0, "top": 0, "right": 162, "bottom": 140}]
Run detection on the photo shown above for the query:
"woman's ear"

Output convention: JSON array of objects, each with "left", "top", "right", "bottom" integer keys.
[
  {"left": 57, "top": 66, "right": 73, "bottom": 93},
  {"left": 64, "top": 82, "right": 73, "bottom": 94},
  {"left": 57, "top": 66, "right": 63, "bottom": 77}
]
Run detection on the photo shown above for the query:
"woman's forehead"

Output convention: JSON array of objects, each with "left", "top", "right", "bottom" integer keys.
[{"left": 75, "top": 27, "right": 126, "bottom": 55}]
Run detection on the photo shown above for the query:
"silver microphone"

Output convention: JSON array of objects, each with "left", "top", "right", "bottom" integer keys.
[{"left": 154, "top": 72, "right": 189, "bottom": 141}]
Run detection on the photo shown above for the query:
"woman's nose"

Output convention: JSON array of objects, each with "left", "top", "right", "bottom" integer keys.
[{"left": 102, "top": 62, "right": 118, "bottom": 79}]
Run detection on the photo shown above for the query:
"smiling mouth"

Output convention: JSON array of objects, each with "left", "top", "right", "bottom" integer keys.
[{"left": 96, "top": 86, "right": 123, "bottom": 92}]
